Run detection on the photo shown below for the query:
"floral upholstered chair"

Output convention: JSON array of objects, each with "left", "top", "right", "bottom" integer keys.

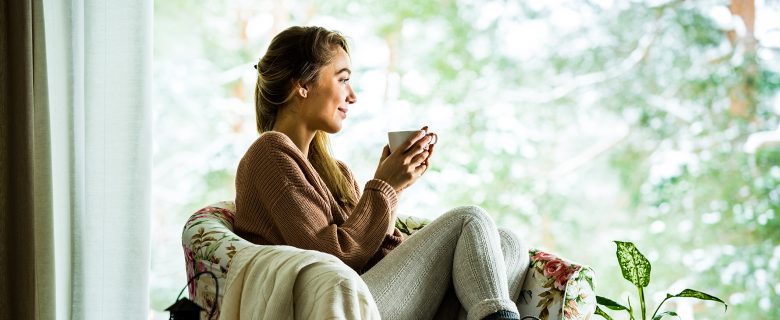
[{"left": 182, "top": 201, "right": 596, "bottom": 319}]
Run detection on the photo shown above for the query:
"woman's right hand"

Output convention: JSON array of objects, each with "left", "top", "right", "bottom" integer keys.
[{"left": 373, "top": 130, "right": 433, "bottom": 194}]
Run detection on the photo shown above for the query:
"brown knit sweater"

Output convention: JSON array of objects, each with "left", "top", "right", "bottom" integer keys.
[{"left": 234, "top": 131, "right": 404, "bottom": 273}]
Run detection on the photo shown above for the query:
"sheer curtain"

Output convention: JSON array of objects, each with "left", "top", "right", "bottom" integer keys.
[
  {"left": 1, "top": 0, "right": 152, "bottom": 318},
  {"left": 45, "top": 0, "right": 153, "bottom": 318}
]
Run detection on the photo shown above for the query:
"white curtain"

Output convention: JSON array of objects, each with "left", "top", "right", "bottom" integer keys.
[{"left": 44, "top": 0, "right": 153, "bottom": 318}]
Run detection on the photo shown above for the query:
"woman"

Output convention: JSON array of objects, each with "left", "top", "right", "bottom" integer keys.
[{"left": 234, "top": 26, "right": 531, "bottom": 320}]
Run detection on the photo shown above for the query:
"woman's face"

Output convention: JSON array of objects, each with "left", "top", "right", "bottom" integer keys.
[{"left": 299, "top": 47, "right": 357, "bottom": 134}]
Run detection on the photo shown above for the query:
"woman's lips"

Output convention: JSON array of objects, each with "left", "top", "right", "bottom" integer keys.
[{"left": 338, "top": 107, "right": 348, "bottom": 117}]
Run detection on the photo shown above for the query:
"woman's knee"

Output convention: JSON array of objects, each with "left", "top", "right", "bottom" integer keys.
[
  {"left": 498, "top": 228, "right": 530, "bottom": 266},
  {"left": 498, "top": 228, "right": 528, "bottom": 255},
  {"left": 443, "top": 205, "right": 494, "bottom": 225}
]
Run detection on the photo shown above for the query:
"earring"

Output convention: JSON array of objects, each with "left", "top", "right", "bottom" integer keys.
[{"left": 299, "top": 88, "right": 307, "bottom": 98}]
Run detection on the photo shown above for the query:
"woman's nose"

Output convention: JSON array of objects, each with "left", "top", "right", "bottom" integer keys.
[{"left": 346, "top": 85, "right": 357, "bottom": 104}]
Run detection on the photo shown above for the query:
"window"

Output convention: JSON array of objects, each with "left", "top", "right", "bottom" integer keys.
[{"left": 151, "top": 1, "right": 780, "bottom": 318}]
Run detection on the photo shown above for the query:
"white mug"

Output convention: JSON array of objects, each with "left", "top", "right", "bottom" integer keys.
[{"left": 387, "top": 129, "right": 438, "bottom": 153}]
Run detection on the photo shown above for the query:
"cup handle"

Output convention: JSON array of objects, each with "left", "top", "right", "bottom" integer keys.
[{"left": 428, "top": 133, "right": 438, "bottom": 145}]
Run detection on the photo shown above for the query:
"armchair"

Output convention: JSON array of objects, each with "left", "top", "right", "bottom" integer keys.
[{"left": 182, "top": 201, "right": 596, "bottom": 319}]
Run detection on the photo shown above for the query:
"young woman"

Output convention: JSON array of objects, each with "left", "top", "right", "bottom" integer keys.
[{"left": 234, "top": 26, "right": 531, "bottom": 320}]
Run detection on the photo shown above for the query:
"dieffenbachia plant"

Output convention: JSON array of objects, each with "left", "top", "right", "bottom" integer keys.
[{"left": 595, "top": 241, "right": 727, "bottom": 320}]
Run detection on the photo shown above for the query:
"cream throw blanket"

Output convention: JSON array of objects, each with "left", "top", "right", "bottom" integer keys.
[{"left": 220, "top": 245, "right": 381, "bottom": 320}]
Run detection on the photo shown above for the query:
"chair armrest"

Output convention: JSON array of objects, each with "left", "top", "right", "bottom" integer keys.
[
  {"left": 518, "top": 250, "right": 596, "bottom": 320},
  {"left": 182, "top": 202, "right": 252, "bottom": 319}
]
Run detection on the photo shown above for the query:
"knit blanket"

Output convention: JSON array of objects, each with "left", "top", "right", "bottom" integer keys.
[{"left": 219, "top": 244, "right": 381, "bottom": 320}]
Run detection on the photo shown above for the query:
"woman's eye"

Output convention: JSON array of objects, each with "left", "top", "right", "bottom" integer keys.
[{"left": 340, "top": 78, "right": 350, "bottom": 84}]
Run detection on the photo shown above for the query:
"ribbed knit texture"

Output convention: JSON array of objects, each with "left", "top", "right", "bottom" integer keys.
[
  {"left": 361, "top": 206, "right": 531, "bottom": 320},
  {"left": 234, "top": 131, "right": 404, "bottom": 273}
]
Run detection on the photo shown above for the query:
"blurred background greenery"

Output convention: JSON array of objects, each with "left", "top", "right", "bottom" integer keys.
[{"left": 151, "top": 0, "right": 780, "bottom": 319}]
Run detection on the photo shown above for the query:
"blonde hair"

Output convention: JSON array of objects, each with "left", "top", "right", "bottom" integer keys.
[{"left": 254, "top": 26, "right": 356, "bottom": 207}]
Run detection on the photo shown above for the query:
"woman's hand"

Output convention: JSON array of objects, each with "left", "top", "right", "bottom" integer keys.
[{"left": 373, "top": 129, "right": 435, "bottom": 194}]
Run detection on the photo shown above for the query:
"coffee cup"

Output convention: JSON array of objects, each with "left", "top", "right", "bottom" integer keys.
[{"left": 387, "top": 129, "right": 438, "bottom": 153}]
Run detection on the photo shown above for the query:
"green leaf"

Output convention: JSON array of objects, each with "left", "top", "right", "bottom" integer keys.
[
  {"left": 597, "top": 296, "right": 629, "bottom": 311},
  {"left": 652, "top": 311, "right": 679, "bottom": 320},
  {"left": 670, "top": 289, "right": 728, "bottom": 311},
  {"left": 595, "top": 306, "right": 614, "bottom": 320},
  {"left": 614, "top": 241, "right": 651, "bottom": 287},
  {"left": 585, "top": 272, "right": 595, "bottom": 290}
]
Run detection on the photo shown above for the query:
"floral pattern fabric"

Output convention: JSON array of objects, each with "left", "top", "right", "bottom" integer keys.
[
  {"left": 517, "top": 250, "right": 597, "bottom": 320},
  {"left": 182, "top": 205, "right": 596, "bottom": 320},
  {"left": 182, "top": 201, "right": 249, "bottom": 320}
]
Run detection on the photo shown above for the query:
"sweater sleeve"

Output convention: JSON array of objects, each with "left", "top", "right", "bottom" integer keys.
[
  {"left": 268, "top": 180, "right": 397, "bottom": 271},
  {"left": 336, "top": 161, "right": 405, "bottom": 251}
]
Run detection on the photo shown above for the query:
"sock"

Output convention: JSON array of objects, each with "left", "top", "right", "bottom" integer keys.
[{"left": 482, "top": 310, "right": 520, "bottom": 320}]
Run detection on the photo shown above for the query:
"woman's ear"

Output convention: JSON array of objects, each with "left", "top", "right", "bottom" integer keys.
[{"left": 294, "top": 81, "right": 308, "bottom": 98}]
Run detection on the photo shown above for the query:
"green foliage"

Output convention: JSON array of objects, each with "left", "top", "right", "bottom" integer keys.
[
  {"left": 597, "top": 296, "right": 629, "bottom": 311},
  {"left": 651, "top": 311, "right": 678, "bottom": 320},
  {"left": 667, "top": 289, "right": 727, "bottom": 311},
  {"left": 597, "top": 241, "right": 727, "bottom": 320},
  {"left": 596, "top": 306, "right": 615, "bottom": 320},
  {"left": 614, "top": 241, "right": 651, "bottom": 288}
]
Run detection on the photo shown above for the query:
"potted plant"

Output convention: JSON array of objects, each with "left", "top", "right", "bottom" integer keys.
[{"left": 595, "top": 241, "right": 727, "bottom": 320}]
